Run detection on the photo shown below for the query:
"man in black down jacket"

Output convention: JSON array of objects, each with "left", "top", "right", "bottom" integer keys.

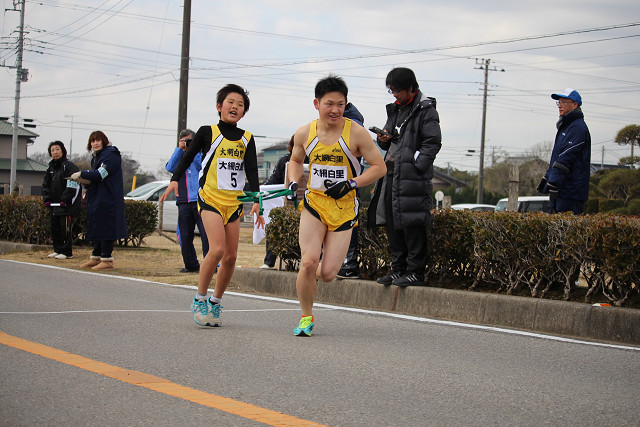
[
  {"left": 368, "top": 67, "right": 442, "bottom": 287},
  {"left": 41, "top": 141, "right": 82, "bottom": 259}
]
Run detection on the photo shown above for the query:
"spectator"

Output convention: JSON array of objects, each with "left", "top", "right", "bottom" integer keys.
[
  {"left": 337, "top": 102, "right": 365, "bottom": 279},
  {"left": 537, "top": 88, "right": 591, "bottom": 214},
  {"left": 368, "top": 67, "right": 442, "bottom": 287},
  {"left": 165, "top": 129, "right": 210, "bottom": 273},
  {"left": 41, "top": 141, "right": 82, "bottom": 260},
  {"left": 71, "top": 131, "right": 127, "bottom": 270}
]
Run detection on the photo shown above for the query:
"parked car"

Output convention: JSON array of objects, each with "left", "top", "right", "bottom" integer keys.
[
  {"left": 124, "top": 180, "right": 179, "bottom": 232},
  {"left": 451, "top": 203, "right": 496, "bottom": 212},
  {"left": 495, "top": 196, "right": 549, "bottom": 213}
]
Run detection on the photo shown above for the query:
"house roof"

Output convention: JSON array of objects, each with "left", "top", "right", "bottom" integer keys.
[
  {"left": 590, "top": 163, "right": 627, "bottom": 173},
  {"left": 433, "top": 170, "right": 467, "bottom": 188},
  {"left": 0, "top": 158, "right": 48, "bottom": 172},
  {"left": 263, "top": 142, "right": 289, "bottom": 152},
  {"left": 0, "top": 120, "right": 39, "bottom": 138}
]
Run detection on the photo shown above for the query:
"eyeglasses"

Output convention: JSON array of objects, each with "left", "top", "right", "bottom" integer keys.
[
  {"left": 388, "top": 88, "right": 401, "bottom": 95},
  {"left": 556, "top": 100, "right": 574, "bottom": 106}
]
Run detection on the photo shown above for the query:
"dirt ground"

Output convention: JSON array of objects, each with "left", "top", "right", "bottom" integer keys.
[{"left": 1, "top": 226, "right": 268, "bottom": 291}]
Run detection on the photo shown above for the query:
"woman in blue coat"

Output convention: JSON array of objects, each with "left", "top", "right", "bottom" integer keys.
[{"left": 71, "top": 130, "right": 127, "bottom": 270}]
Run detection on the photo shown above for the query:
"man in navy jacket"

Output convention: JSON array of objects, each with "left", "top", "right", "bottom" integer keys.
[
  {"left": 538, "top": 88, "right": 591, "bottom": 214},
  {"left": 166, "top": 129, "right": 209, "bottom": 272}
]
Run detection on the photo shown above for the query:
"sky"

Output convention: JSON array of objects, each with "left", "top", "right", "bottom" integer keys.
[{"left": 1, "top": 0, "right": 639, "bottom": 176}]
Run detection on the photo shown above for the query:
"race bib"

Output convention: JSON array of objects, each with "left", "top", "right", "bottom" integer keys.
[
  {"left": 217, "top": 158, "right": 245, "bottom": 190},
  {"left": 309, "top": 164, "right": 347, "bottom": 190}
]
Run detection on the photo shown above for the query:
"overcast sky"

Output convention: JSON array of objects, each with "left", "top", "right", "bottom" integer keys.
[{"left": 1, "top": 0, "right": 639, "bottom": 176}]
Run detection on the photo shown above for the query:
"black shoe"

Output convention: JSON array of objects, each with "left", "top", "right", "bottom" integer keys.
[
  {"left": 377, "top": 271, "right": 403, "bottom": 285},
  {"left": 180, "top": 266, "right": 200, "bottom": 273},
  {"left": 392, "top": 272, "right": 426, "bottom": 287},
  {"left": 336, "top": 269, "right": 360, "bottom": 279}
]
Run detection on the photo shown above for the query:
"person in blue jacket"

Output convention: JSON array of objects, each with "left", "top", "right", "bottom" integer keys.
[
  {"left": 70, "top": 130, "right": 127, "bottom": 270},
  {"left": 165, "top": 129, "right": 209, "bottom": 273},
  {"left": 537, "top": 88, "right": 591, "bottom": 214}
]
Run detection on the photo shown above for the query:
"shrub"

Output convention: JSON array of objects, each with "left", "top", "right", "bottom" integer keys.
[
  {"left": 0, "top": 195, "right": 157, "bottom": 248},
  {"left": 265, "top": 206, "right": 639, "bottom": 308},
  {"left": 0, "top": 194, "right": 50, "bottom": 244}
]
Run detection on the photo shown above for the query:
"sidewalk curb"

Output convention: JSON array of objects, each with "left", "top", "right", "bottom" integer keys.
[
  {"left": 231, "top": 268, "right": 640, "bottom": 346},
  {"left": 0, "top": 242, "right": 45, "bottom": 255}
]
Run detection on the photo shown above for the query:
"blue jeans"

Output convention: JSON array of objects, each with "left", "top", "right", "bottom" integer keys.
[
  {"left": 177, "top": 202, "right": 209, "bottom": 270},
  {"left": 91, "top": 240, "right": 114, "bottom": 259}
]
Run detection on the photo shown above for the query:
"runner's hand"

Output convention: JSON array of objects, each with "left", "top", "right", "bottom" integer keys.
[
  {"left": 286, "top": 181, "right": 298, "bottom": 202},
  {"left": 324, "top": 179, "right": 357, "bottom": 199}
]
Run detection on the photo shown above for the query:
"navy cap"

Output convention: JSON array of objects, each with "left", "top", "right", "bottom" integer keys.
[{"left": 551, "top": 88, "right": 582, "bottom": 106}]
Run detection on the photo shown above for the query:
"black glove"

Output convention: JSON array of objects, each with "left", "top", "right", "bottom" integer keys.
[
  {"left": 286, "top": 181, "right": 298, "bottom": 202},
  {"left": 548, "top": 183, "right": 558, "bottom": 203},
  {"left": 536, "top": 176, "right": 548, "bottom": 194},
  {"left": 324, "top": 179, "right": 357, "bottom": 199}
]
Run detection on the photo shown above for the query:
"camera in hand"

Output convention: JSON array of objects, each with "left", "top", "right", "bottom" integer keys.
[{"left": 185, "top": 138, "right": 192, "bottom": 148}]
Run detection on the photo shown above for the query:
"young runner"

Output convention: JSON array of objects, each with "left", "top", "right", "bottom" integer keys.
[{"left": 160, "top": 84, "right": 264, "bottom": 326}]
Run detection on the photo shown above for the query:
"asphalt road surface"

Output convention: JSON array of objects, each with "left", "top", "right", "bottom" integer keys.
[{"left": 1, "top": 259, "right": 639, "bottom": 426}]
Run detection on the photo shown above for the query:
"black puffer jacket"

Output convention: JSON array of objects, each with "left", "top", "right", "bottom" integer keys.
[
  {"left": 368, "top": 91, "right": 442, "bottom": 229},
  {"left": 41, "top": 157, "right": 82, "bottom": 216}
]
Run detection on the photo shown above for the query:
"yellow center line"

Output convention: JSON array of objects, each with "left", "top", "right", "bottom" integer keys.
[{"left": 0, "top": 331, "right": 326, "bottom": 427}]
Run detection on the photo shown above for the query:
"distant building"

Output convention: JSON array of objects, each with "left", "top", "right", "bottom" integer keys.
[
  {"left": 259, "top": 141, "right": 290, "bottom": 182},
  {"left": 590, "top": 163, "right": 627, "bottom": 174},
  {"left": 0, "top": 119, "right": 47, "bottom": 195},
  {"left": 433, "top": 171, "right": 467, "bottom": 192}
]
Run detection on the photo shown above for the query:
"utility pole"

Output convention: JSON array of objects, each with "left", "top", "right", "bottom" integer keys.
[
  {"left": 10, "top": 0, "right": 26, "bottom": 194},
  {"left": 474, "top": 58, "right": 504, "bottom": 204},
  {"left": 65, "top": 114, "right": 75, "bottom": 157},
  {"left": 177, "top": 0, "right": 191, "bottom": 137}
]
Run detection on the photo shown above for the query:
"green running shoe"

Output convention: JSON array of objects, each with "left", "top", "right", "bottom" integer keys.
[{"left": 293, "top": 315, "right": 314, "bottom": 336}]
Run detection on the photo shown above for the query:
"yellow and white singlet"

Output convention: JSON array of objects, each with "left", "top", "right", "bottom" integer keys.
[
  {"left": 304, "top": 118, "right": 361, "bottom": 231},
  {"left": 197, "top": 125, "right": 252, "bottom": 224}
]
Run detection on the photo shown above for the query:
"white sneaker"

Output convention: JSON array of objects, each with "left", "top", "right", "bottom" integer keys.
[
  {"left": 48, "top": 252, "right": 59, "bottom": 258},
  {"left": 54, "top": 254, "right": 72, "bottom": 260},
  {"left": 259, "top": 264, "right": 272, "bottom": 269}
]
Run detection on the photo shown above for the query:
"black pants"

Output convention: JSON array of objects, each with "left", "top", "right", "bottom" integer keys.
[
  {"left": 340, "top": 225, "right": 359, "bottom": 272},
  {"left": 383, "top": 175, "right": 427, "bottom": 275},
  {"left": 51, "top": 214, "right": 74, "bottom": 257},
  {"left": 263, "top": 239, "right": 277, "bottom": 267},
  {"left": 177, "top": 202, "right": 209, "bottom": 270}
]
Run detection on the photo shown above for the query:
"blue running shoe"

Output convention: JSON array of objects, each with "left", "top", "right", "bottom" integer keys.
[
  {"left": 293, "top": 315, "right": 314, "bottom": 336},
  {"left": 190, "top": 298, "right": 222, "bottom": 327}
]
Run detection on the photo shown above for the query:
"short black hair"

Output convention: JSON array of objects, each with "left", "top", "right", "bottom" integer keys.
[
  {"left": 216, "top": 84, "right": 250, "bottom": 117},
  {"left": 315, "top": 74, "right": 348, "bottom": 101},
  {"left": 178, "top": 129, "right": 195, "bottom": 140},
  {"left": 48, "top": 140, "right": 67, "bottom": 158},
  {"left": 385, "top": 67, "right": 419, "bottom": 92}
]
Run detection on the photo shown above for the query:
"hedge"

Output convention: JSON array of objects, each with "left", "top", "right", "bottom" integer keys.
[
  {"left": 265, "top": 206, "right": 639, "bottom": 308},
  {"left": 0, "top": 194, "right": 158, "bottom": 248}
]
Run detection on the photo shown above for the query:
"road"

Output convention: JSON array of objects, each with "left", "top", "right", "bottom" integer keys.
[{"left": 1, "top": 259, "right": 638, "bottom": 426}]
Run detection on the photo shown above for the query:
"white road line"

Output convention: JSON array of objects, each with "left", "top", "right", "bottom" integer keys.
[
  {"left": 3, "top": 259, "right": 639, "bottom": 352},
  {"left": 0, "top": 308, "right": 313, "bottom": 315}
]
